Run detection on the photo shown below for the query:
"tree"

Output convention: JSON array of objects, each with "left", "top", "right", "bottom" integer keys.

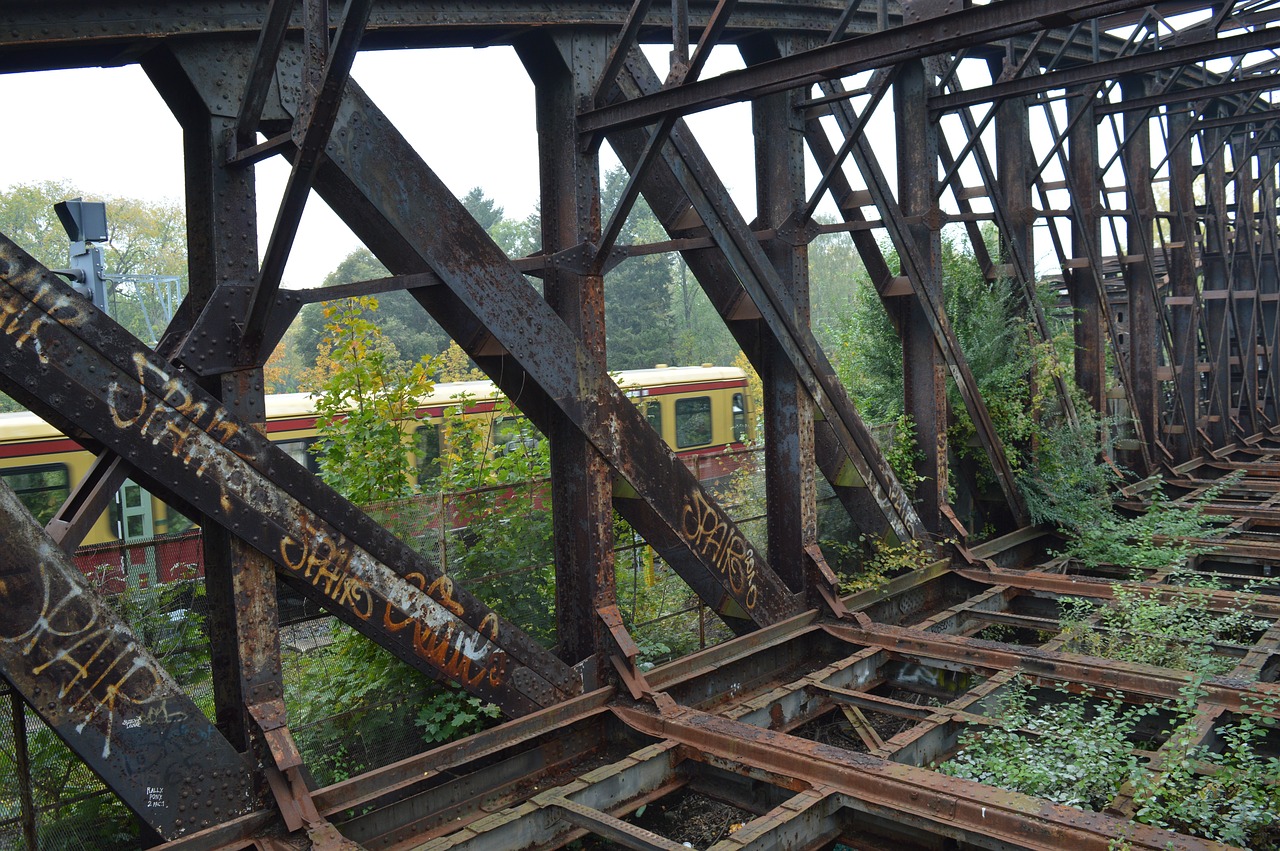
[
  {"left": 0, "top": 179, "right": 83, "bottom": 269},
  {"left": 808, "top": 220, "right": 869, "bottom": 348},
  {"left": 293, "top": 249, "right": 451, "bottom": 384},
  {"left": 462, "top": 186, "right": 504, "bottom": 231},
  {"left": 436, "top": 340, "right": 485, "bottom": 382},
  {"left": 290, "top": 188, "right": 533, "bottom": 388},
  {"left": 0, "top": 181, "right": 189, "bottom": 407},
  {"left": 264, "top": 323, "right": 306, "bottom": 394},
  {"left": 600, "top": 167, "right": 678, "bottom": 370},
  {"left": 309, "top": 296, "right": 439, "bottom": 504}
]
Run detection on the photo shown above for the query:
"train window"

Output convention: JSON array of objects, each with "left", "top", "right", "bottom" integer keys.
[
  {"left": 492, "top": 416, "right": 537, "bottom": 454},
  {"left": 1, "top": 463, "right": 69, "bottom": 525},
  {"left": 119, "top": 480, "right": 154, "bottom": 541},
  {"left": 277, "top": 438, "right": 318, "bottom": 473},
  {"left": 645, "top": 400, "right": 662, "bottom": 433},
  {"left": 416, "top": 425, "right": 441, "bottom": 484},
  {"left": 675, "top": 396, "right": 713, "bottom": 448},
  {"left": 732, "top": 393, "right": 748, "bottom": 442}
]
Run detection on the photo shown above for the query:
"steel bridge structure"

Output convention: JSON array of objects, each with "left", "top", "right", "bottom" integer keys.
[{"left": 2, "top": 1, "right": 1280, "bottom": 849}]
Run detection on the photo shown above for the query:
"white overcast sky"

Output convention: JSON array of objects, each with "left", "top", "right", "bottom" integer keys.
[{"left": 1, "top": 45, "right": 784, "bottom": 289}]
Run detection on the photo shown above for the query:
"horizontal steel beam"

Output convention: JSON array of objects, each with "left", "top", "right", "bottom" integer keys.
[
  {"left": 614, "top": 702, "right": 1198, "bottom": 851},
  {"left": 1094, "top": 72, "right": 1280, "bottom": 116},
  {"left": 930, "top": 26, "right": 1280, "bottom": 113},
  {"left": 578, "top": 0, "right": 1166, "bottom": 135}
]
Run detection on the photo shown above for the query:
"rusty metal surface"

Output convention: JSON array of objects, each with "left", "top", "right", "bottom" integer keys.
[
  {"left": 4, "top": 1, "right": 1280, "bottom": 849},
  {"left": 280, "top": 56, "right": 803, "bottom": 629},
  {"left": 0, "top": 234, "right": 572, "bottom": 714},
  {"left": 0, "top": 478, "right": 254, "bottom": 839}
]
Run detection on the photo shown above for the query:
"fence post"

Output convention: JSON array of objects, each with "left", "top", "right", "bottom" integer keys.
[
  {"left": 437, "top": 489, "right": 447, "bottom": 571},
  {"left": 11, "top": 689, "right": 38, "bottom": 851}
]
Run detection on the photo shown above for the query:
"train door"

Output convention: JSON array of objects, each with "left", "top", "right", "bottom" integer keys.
[{"left": 117, "top": 479, "right": 157, "bottom": 590}]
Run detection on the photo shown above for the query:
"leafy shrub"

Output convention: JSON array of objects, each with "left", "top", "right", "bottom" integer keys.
[
  {"left": 1059, "top": 566, "right": 1268, "bottom": 676},
  {"left": 1058, "top": 475, "right": 1237, "bottom": 571},
  {"left": 839, "top": 535, "right": 942, "bottom": 595},
  {"left": 940, "top": 679, "right": 1146, "bottom": 810},
  {"left": 941, "top": 679, "right": 1280, "bottom": 847}
]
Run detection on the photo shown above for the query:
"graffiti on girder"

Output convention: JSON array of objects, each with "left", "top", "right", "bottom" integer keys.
[
  {"left": 0, "top": 248, "right": 522, "bottom": 706},
  {"left": 0, "top": 479, "right": 254, "bottom": 838},
  {"left": 681, "top": 490, "right": 760, "bottom": 611}
]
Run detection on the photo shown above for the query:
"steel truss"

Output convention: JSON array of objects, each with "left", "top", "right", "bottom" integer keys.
[{"left": 1, "top": 1, "right": 1279, "bottom": 848}]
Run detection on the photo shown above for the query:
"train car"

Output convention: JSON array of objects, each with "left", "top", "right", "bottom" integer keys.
[{"left": 0, "top": 364, "right": 755, "bottom": 554}]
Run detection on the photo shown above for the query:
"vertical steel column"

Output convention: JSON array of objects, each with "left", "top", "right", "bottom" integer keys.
[
  {"left": 992, "top": 57, "right": 1034, "bottom": 272},
  {"left": 1202, "top": 110, "right": 1233, "bottom": 446},
  {"left": 521, "top": 33, "right": 616, "bottom": 676},
  {"left": 1121, "top": 76, "right": 1158, "bottom": 472},
  {"left": 749, "top": 34, "right": 816, "bottom": 591},
  {"left": 147, "top": 54, "right": 282, "bottom": 769},
  {"left": 1068, "top": 93, "right": 1107, "bottom": 416},
  {"left": 1231, "top": 138, "right": 1260, "bottom": 434},
  {"left": 1168, "top": 109, "right": 1200, "bottom": 461},
  {"left": 1258, "top": 150, "right": 1279, "bottom": 423},
  {"left": 895, "top": 59, "right": 947, "bottom": 533}
]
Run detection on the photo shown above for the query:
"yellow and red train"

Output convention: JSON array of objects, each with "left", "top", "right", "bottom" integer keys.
[{"left": 0, "top": 365, "right": 754, "bottom": 556}]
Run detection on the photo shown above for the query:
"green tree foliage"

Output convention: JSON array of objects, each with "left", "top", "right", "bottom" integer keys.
[
  {"left": 600, "top": 167, "right": 679, "bottom": 370},
  {"left": 287, "top": 298, "right": 503, "bottom": 785},
  {"left": 0, "top": 181, "right": 189, "bottom": 408},
  {"left": 291, "top": 188, "right": 538, "bottom": 386},
  {"left": 0, "top": 179, "right": 82, "bottom": 269},
  {"left": 809, "top": 223, "right": 870, "bottom": 346},
  {"left": 941, "top": 679, "right": 1280, "bottom": 848},
  {"left": 294, "top": 249, "right": 451, "bottom": 380},
  {"left": 831, "top": 229, "right": 1056, "bottom": 440},
  {"left": 828, "top": 227, "right": 1108, "bottom": 525},
  {"left": 309, "top": 296, "right": 438, "bottom": 504},
  {"left": 437, "top": 397, "right": 556, "bottom": 644}
]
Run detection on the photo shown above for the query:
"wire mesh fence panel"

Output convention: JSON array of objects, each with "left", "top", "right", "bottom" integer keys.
[
  {"left": 0, "top": 688, "right": 139, "bottom": 851},
  {"left": 367, "top": 483, "right": 558, "bottom": 648},
  {"left": 280, "top": 616, "right": 497, "bottom": 789},
  {"left": 612, "top": 448, "right": 769, "bottom": 668}
]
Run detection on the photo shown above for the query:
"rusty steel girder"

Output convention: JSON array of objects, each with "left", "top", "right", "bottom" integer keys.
[
  {"left": 0, "top": 478, "right": 254, "bottom": 839},
  {"left": 0, "top": 235, "right": 574, "bottom": 714}
]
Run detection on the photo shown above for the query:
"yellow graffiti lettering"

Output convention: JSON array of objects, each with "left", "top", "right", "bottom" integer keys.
[{"left": 681, "top": 491, "right": 760, "bottom": 611}]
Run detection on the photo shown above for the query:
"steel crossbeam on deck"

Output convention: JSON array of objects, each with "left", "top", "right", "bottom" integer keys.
[{"left": 3, "top": 1, "right": 1280, "bottom": 849}]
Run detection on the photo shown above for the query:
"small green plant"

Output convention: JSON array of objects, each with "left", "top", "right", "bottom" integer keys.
[
  {"left": 439, "top": 396, "right": 556, "bottom": 646},
  {"left": 1128, "top": 686, "right": 1280, "bottom": 847},
  {"left": 1056, "top": 473, "right": 1239, "bottom": 571},
  {"left": 415, "top": 687, "right": 502, "bottom": 745},
  {"left": 940, "top": 679, "right": 1280, "bottom": 848},
  {"left": 974, "top": 622, "right": 1015, "bottom": 643},
  {"left": 1059, "top": 567, "right": 1268, "bottom": 676},
  {"left": 940, "top": 678, "right": 1148, "bottom": 810},
  {"left": 884, "top": 413, "right": 926, "bottom": 488},
  {"left": 839, "top": 536, "right": 942, "bottom": 594}
]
